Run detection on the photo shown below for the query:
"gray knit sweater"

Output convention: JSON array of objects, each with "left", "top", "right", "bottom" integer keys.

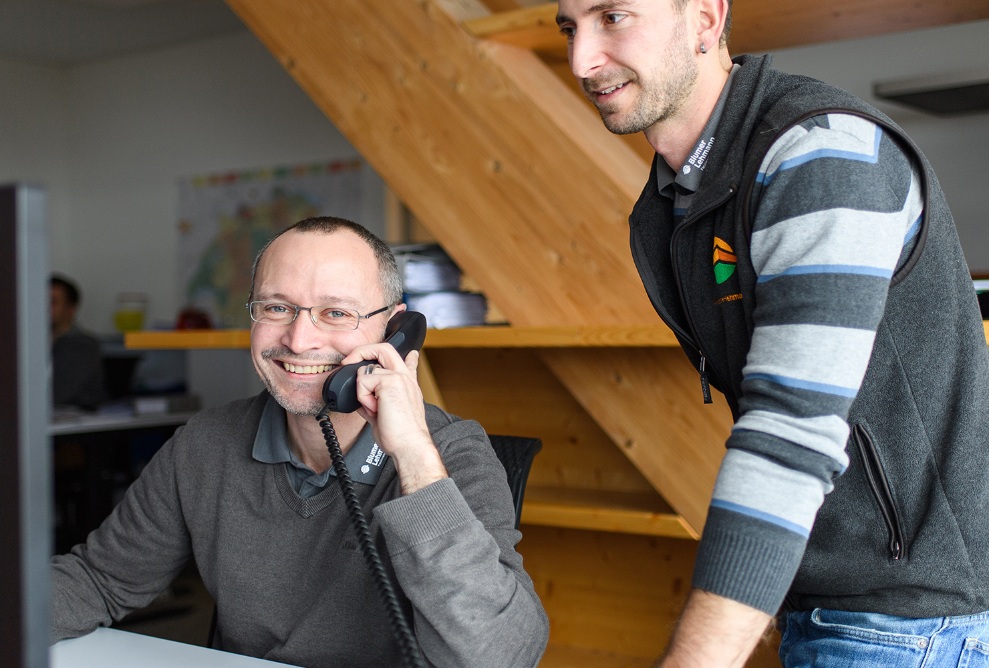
[{"left": 51, "top": 392, "right": 549, "bottom": 667}]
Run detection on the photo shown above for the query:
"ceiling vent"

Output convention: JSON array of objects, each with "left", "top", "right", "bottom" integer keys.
[{"left": 873, "top": 70, "right": 989, "bottom": 115}]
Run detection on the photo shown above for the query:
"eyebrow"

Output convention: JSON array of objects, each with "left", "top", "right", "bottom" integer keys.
[
  {"left": 556, "top": 0, "right": 635, "bottom": 26},
  {"left": 256, "top": 293, "right": 362, "bottom": 308}
]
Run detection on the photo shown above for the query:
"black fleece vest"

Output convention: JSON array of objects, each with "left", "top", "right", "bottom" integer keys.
[{"left": 630, "top": 54, "right": 989, "bottom": 616}]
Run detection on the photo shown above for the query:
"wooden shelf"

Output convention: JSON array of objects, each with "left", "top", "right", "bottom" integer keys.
[
  {"left": 521, "top": 487, "right": 698, "bottom": 540},
  {"left": 127, "top": 322, "right": 989, "bottom": 350},
  {"left": 125, "top": 325, "right": 682, "bottom": 350},
  {"left": 427, "top": 325, "right": 680, "bottom": 348},
  {"left": 125, "top": 329, "right": 250, "bottom": 349}
]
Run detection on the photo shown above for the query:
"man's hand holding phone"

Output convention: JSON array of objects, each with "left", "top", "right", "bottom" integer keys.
[{"left": 343, "top": 342, "right": 448, "bottom": 495}]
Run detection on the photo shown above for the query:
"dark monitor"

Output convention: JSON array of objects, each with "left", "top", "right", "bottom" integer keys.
[{"left": 0, "top": 184, "right": 52, "bottom": 667}]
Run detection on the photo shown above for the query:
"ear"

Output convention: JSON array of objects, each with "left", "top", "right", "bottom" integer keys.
[{"left": 695, "top": 0, "right": 729, "bottom": 51}]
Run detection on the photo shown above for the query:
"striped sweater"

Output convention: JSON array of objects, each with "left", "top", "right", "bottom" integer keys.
[
  {"left": 712, "top": 113, "right": 922, "bottom": 609},
  {"left": 629, "top": 54, "right": 989, "bottom": 617}
]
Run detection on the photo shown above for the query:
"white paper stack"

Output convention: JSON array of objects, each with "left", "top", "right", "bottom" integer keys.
[
  {"left": 392, "top": 244, "right": 488, "bottom": 328},
  {"left": 405, "top": 291, "right": 488, "bottom": 329},
  {"left": 393, "top": 244, "right": 462, "bottom": 293}
]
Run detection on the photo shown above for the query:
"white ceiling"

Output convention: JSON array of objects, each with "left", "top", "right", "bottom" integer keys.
[{"left": 0, "top": 0, "right": 246, "bottom": 66}]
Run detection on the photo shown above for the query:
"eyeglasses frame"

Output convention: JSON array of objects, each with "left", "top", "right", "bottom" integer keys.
[{"left": 246, "top": 300, "right": 392, "bottom": 331}]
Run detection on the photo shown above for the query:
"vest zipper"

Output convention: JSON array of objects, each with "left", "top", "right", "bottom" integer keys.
[
  {"left": 851, "top": 424, "right": 907, "bottom": 560},
  {"left": 670, "top": 186, "right": 737, "bottom": 403},
  {"left": 698, "top": 355, "right": 713, "bottom": 404}
]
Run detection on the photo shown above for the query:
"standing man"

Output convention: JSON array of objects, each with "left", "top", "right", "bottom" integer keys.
[
  {"left": 50, "top": 274, "right": 106, "bottom": 410},
  {"left": 556, "top": 1, "right": 989, "bottom": 666},
  {"left": 51, "top": 217, "right": 549, "bottom": 667}
]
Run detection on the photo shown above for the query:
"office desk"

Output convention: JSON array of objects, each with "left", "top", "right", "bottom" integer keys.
[
  {"left": 50, "top": 411, "right": 197, "bottom": 553},
  {"left": 49, "top": 410, "right": 197, "bottom": 437},
  {"left": 51, "top": 628, "right": 300, "bottom": 667}
]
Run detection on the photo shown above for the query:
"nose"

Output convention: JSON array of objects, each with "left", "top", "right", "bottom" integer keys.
[
  {"left": 282, "top": 309, "right": 324, "bottom": 352},
  {"left": 569, "top": 28, "right": 604, "bottom": 80}
]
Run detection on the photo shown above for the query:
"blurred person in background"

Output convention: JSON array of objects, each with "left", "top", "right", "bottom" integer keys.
[{"left": 51, "top": 274, "right": 106, "bottom": 411}]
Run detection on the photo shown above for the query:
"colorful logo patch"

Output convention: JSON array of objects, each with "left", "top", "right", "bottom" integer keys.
[{"left": 713, "top": 236, "right": 737, "bottom": 284}]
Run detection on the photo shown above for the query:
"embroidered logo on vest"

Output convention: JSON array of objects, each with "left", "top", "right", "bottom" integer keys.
[{"left": 713, "top": 236, "right": 737, "bottom": 284}]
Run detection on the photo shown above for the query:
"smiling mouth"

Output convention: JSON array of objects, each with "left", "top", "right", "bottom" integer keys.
[
  {"left": 281, "top": 362, "right": 334, "bottom": 375},
  {"left": 597, "top": 82, "right": 628, "bottom": 96}
]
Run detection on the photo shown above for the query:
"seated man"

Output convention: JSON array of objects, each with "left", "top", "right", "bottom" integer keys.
[
  {"left": 51, "top": 216, "right": 549, "bottom": 667},
  {"left": 50, "top": 274, "right": 106, "bottom": 410}
]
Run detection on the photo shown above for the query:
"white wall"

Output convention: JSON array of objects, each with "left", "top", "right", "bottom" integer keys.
[
  {"left": 1, "top": 30, "right": 385, "bottom": 335},
  {"left": 0, "top": 30, "right": 387, "bottom": 407},
  {"left": 0, "top": 59, "right": 71, "bottom": 253}
]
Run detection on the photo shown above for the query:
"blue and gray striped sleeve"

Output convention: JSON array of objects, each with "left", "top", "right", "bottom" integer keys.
[{"left": 692, "top": 114, "right": 924, "bottom": 614}]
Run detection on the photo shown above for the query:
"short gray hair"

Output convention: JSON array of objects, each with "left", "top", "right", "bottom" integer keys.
[{"left": 250, "top": 216, "right": 404, "bottom": 307}]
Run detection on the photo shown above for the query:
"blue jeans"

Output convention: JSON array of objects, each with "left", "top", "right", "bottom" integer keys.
[{"left": 779, "top": 609, "right": 989, "bottom": 667}]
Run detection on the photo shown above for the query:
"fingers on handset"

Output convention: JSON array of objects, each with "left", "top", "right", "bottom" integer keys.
[
  {"left": 340, "top": 342, "right": 404, "bottom": 369},
  {"left": 404, "top": 349, "right": 420, "bottom": 375}
]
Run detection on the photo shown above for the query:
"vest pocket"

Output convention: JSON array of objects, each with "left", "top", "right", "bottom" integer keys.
[{"left": 851, "top": 424, "right": 907, "bottom": 561}]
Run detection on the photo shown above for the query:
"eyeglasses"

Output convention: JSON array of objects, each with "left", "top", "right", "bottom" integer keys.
[{"left": 247, "top": 300, "right": 392, "bottom": 331}]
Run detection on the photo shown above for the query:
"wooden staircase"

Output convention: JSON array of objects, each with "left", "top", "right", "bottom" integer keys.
[{"left": 220, "top": 1, "right": 989, "bottom": 663}]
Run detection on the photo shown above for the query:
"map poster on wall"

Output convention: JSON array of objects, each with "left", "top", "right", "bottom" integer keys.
[{"left": 177, "top": 159, "right": 363, "bottom": 328}]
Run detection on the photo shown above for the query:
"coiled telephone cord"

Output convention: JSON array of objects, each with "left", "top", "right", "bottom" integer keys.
[{"left": 316, "top": 406, "right": 426, "bottom": 668}]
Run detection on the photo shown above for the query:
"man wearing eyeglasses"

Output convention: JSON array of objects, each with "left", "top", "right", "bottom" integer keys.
[{"left": 50, "top": 216, "right": 549, "bottom": 667}]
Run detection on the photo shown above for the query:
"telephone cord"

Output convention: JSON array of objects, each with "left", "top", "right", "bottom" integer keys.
[{"left": 316, "top": 406, "right": 426, "bottom": 668}]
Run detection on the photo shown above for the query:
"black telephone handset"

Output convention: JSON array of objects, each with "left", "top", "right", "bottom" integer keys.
[{"left": 321, "top": 310, "right": 427, "bottom": 413}]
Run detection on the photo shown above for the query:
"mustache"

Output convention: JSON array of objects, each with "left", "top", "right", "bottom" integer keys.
[{"left": 261, "top": 348, "right": 345, "bottom": 365}]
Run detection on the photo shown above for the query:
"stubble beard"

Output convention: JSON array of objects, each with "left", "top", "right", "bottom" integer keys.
[
  {"left": 257, "top": 349, "right": 343, "bottom": 417},
  {"left": 592, "top": 18, "right": 697, "bottom": 135},
  {"left": 264, "top": 380, "right": 325, "bottom": 417}
]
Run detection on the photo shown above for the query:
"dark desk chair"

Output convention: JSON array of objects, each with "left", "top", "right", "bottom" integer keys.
[
  {"left": 487, "top": 434, "right": 543, "bottom": 530},
  {"left": 206, "top": 433, "right": 543, "bottom": 646}
]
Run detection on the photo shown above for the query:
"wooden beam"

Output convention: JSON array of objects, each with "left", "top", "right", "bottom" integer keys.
[
  {"left": 466, "top": 3, "right": 565, "bottom": 55},
  {"left": 466, "top": 0, "right": 989, "bottom": 58},
  {"left": 225, "top": 0, "right": 654, "bottom": 329},
  {"left": 522, "top": 487, "right": 699, "bottom": 539},
  {"left": 540, "top": 348, "right": 732, "bottom": 532},
  {"left": 733, "top": 0, "right": 989, "bottom": 52}
]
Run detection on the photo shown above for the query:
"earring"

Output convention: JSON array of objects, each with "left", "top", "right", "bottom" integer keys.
[{"left": 699, "top": 43, "right": 707, "bottom": 54}]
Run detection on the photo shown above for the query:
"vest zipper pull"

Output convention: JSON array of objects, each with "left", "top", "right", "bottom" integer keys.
[{"left": 699, "top": 355, "right": 713, "bottom": 404}]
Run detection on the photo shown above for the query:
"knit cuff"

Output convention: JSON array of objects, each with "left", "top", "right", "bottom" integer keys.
[
  {"left": 691, "top": 507, "right": 808, "bottom": 615},
  {"left": 374, "top": 477, "right": 475, "bottom": 552}
]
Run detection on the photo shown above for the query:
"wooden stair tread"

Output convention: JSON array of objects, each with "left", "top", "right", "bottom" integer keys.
[{"left": 522, "top": 486, "right": 698, "bottom": 540}]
